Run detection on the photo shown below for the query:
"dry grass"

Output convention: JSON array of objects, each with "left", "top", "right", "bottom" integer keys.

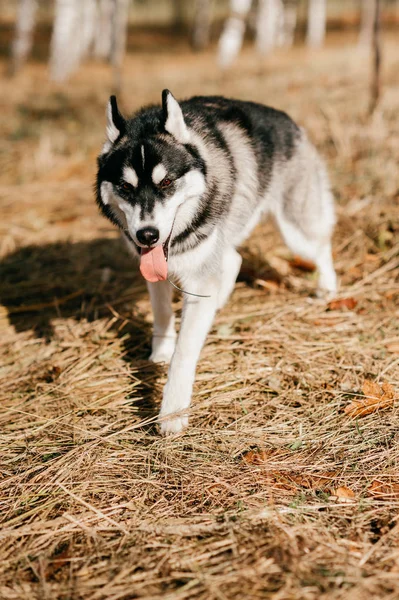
[{"left": 1, "top": 31, "right": 399, "bottom": 600}]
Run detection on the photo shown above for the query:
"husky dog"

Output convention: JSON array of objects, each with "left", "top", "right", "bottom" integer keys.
[{"left": 96, "top": 90, "right": 336, "bottom": 434}]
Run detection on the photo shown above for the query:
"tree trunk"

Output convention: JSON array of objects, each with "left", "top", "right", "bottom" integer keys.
[
  {"left": 306, "top": 0, "right": 326, "bottom": 48},
  {"left": 359, "top": 0, "right": 376, "bottom": 46},
  {"left": 369, "top": 0, "right": 381, "bottom": 114},
  {"left": 192, "top": 0, "right": 212, "bottom": 51},
  {"left": 94, "top": 0, "right": 114, "bottom": 60},
  {"left": 256, "top": 0, "right": 283, "bottom": 55},
  {"left": 80, "top": 0, "right": 97, "bottom": 59},
  {"left": 9, "top": 0, "right": 37, "bottom": 75},
  {"left": 111, "top": 0, "right": 130, "bottom": 94},
  {"left": 280, "top": 0, "right": 297, "bottom": 47},
  {"left": 172, "top": 0, "right": 185, "bottom": 33},
  {"left": 218, "top": 0, "right": 252, "bottom": 69},
  {"left": 50, "top": 0, "right": 81, "bottom": 82}
]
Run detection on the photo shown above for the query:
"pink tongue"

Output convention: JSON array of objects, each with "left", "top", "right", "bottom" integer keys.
[{"left": 139, "top": 246, "right": 168, "bottom": 283}]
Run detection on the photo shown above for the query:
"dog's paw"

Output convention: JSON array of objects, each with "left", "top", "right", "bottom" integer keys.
[
  {"left": 159, "top": 413, "right": 188, "bottom": 436},
  {"left": 149, "top": 337, "right": 176, "bottom": 364}
]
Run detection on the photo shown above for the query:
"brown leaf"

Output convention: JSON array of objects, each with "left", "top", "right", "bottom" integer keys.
[
  {"left": 386, "top": 342, "right": 399, "bottom": 354},
  {"left": 368, "top": 480, "right": 399, "bottom": 500},
  {"left": 289, "top": 256, "right": 316, "bottom": 272},
  {"left": 344, "top": 380, "right": 396, "bottom": 418},
  {"left": 330, "top": 486, "right": 356, "bottom": 503},
  {"left": 242, "top": 449, "right": 283, "bottom": 464},
  {"left": 290, "top": 471, "right": 338, "bottom": 490},
  {"left": 328, "top": 297, "right": 358, "bottom": 311}
]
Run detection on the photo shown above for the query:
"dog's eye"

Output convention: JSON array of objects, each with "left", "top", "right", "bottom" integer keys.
[
  {"left": 121, "top": 182, "right": 133, "bottom": 192},
  {"left": 160, "top": 178, "right": 172, "bottom": 189}
]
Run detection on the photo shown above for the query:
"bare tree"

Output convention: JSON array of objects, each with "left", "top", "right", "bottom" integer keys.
[
  {"left": 50, "top": 0, "right": 81, "bottom": 82},
  {"left": 9, "top": 0, "right": 37, "bottom": 75},
  {"left": 50, "top": 0, "right": 99, "bottom": 82},
  {"left": 256, "top": 0, "right": 284, "bottom": 55},
  {"left": 192, "top": 0, "right": 212, "bottom": 51},
  {"left": 94, "top": 0, "right": 114, "bottom": 60},
  {"left": 218, "top": 0, "right": 252, "bottom": 68},
  {"left": 172, "top": 0, "right": 185, "bottom": 33},
  {"left": 110, "top": 0, "right": 130, "bottom": 94},
  {"left": 369, "top": 0, "right": 381, "bottom": 114},
  {"left": 280, "top": 0, "right": 297, "bottom": 47},
  {"left": 306, "top": 0, "right": 327, "bottom": 48},
  {"left": 359, "top": 0, "right": 376, "bottom": 46}
]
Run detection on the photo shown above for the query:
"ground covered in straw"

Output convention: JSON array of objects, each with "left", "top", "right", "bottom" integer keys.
[{"left": 1, "top": 32, "right": 399, "bottom": 600}]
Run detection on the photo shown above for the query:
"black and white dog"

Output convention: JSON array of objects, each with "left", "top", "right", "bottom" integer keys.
[{"left": 96, "top": 90, "right": 336, "bottom": 434}]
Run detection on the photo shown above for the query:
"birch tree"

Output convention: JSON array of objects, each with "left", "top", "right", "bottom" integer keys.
[
  {"left": 9, "top": 0, "right": 37, "bottom": 75},
  {"left": 110, "top": 0, "right": 130, "bottom": 93},
  {"left": 218, "top": 0, "right": 252, "bottom": 68},
  {"left": 359, "top": 0, "right": 376, "bottom": 46},
  {"left": 192, "top": 0, "right": 212, "bottom": 51},
  {"left": 281, "top": 0, "right": 297, "bottom": 47},
  {"left": 94, "top": 0, "right": 114, "bottom": 60},
  {"left": 50, "top": 0, "right": 82, "bottom": 81},
  {"left": 306, "top": 0, "right": 327, "bottom": 48},
  {"left": 256, "top": 0, "right": 284, "bottom": 54}
]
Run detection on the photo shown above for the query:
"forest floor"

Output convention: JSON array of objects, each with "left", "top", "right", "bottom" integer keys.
[{"left": 1, "top": 31, "right": 399, "bottom": 600}]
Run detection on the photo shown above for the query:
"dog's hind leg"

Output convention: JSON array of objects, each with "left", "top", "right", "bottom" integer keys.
[
  {"left": 159, "top": 276, "right": 220, "bottom": 435},
  {"left": 274, "top": 212, "right": 337, "bottom": 296},
  {"left": 147, "top": 280, "right": 176, "bottom": 364},
  {"left": 274, "top": 155, "right": 337, "bottom": 296},
  {"left": 217, "top": 247, "right": 242, "bottom": 309}
]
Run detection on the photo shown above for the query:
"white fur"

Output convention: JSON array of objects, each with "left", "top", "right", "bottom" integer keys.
[
  {"left": 122, "top": 165, "right": 138, "bottom": 188},
  {"left": 159, "top": 275, "right": 220, "bottom": 435},
  {"left": 112, "top": 169, "right": 206, "bottom": 248},
  {"left": 164, "top": 92, "right": 190, "bottom": 144},
  {"left": 152, "top": 163, "right": 167, "bottom": 185},
  {"left": 100, "top": 181, "right": 112, "bottom": 205},
  {"left": 106, "top": 100, "right": 120, "bottom": 144},
  {"left": 141, "top": 144, "right": 145, "bottom": 169},
  {"left": 147, "top": 280, "right": 176, "bottom": 363},
  {"left": 101, "top": 112, "right": 337, "bottom": 436}
]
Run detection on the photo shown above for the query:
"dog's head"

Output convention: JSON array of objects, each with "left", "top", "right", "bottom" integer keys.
[{"left": 96, "top": 90, "right": 206, "bottom": 256}]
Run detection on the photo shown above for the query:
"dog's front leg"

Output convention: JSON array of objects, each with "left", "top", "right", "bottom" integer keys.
[
  {"left": 159, "top": 277, "right": 219, "bottom": 435},
  {"left": 147, "top": 280, "right": 176, "bottom": 364}
]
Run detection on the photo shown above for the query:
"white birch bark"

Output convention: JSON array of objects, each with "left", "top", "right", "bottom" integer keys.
[
  {"left": 10, "top": 0, "right": 37, "bottom": 74},
  {"left": 359, "top": 0, "right": 376, "bottom": 47},
  {"left": 218, "top": 0, "right": 252, "bottom": 68},
  {"left": 111, "top": 0, "right": 130, "bottom": 93},
  {"left": 81, "top": 0, "right": 97, "bottom": 59},
  {"left": 50, "top": 0, "right": 81, "bottom": 81},
  {"left": 192, "top": 0, "right": 212, "bottom": 51},
  {"left": 280, "top": 0, "right": 297, "bottom": 47},
  {"left": 94, "top": 0, "right": 114, "bottom": 60},
  {"left": 256, "top": 0, "right": 283, "bottom": 55},
  {"left": 306, "top": 0, "right": 326, "bottom": 48}
]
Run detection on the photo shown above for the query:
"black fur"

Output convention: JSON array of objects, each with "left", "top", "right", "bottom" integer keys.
[{"left": 96, "top": 92, "right": 301, "bottom": 254}]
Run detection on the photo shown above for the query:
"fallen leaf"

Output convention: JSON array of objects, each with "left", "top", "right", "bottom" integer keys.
[
  {"left": 290, "top": 471, "right": 338, "bottom": 490},
  {"left": 243, "top": 449, "right": 279, "bottom": 464},
  {"left": 254, "top": 278, "right": 280, "bottom": 291},
  {"left": 289, "top": 256, "right": 316, "bottom": 272},
  {"left": 328, "top": 297, "right": 358, "bottom": 311},
  {"left": 368, "top": 480, "right": 399, "bottom": 500},
  {"left": 344, "top": 380, "right": 397, "bottom": 418},
  {"left": 330, "top": 486, "right": 356, "bottom": 503},
  {"left": 386, "top": 342, "right": 399, "bottom": 354}
]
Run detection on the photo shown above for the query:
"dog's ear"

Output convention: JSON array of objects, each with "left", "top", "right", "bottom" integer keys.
[
  {"left": 106, "top": 95, "right": 126, "bottom": 144},
  {"left": 162, "top": 89, "right": 190, "bottom": 144}
]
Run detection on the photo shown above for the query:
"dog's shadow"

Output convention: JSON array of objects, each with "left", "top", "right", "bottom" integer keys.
[
  {"left": 0, "top": 236, "right": 163, "bottom": 424},
  {"left": 0, "top": 238, "right": 280, "bottom": 426}
]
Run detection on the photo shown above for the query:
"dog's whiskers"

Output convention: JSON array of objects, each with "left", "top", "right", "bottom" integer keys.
[{"left": 167, "top": 278, "right": 211, "bottom": 298}]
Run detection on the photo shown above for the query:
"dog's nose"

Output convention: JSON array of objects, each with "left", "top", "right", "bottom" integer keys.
[{"left": 136, "top": 227, "right": 159, "bottom": 246}]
